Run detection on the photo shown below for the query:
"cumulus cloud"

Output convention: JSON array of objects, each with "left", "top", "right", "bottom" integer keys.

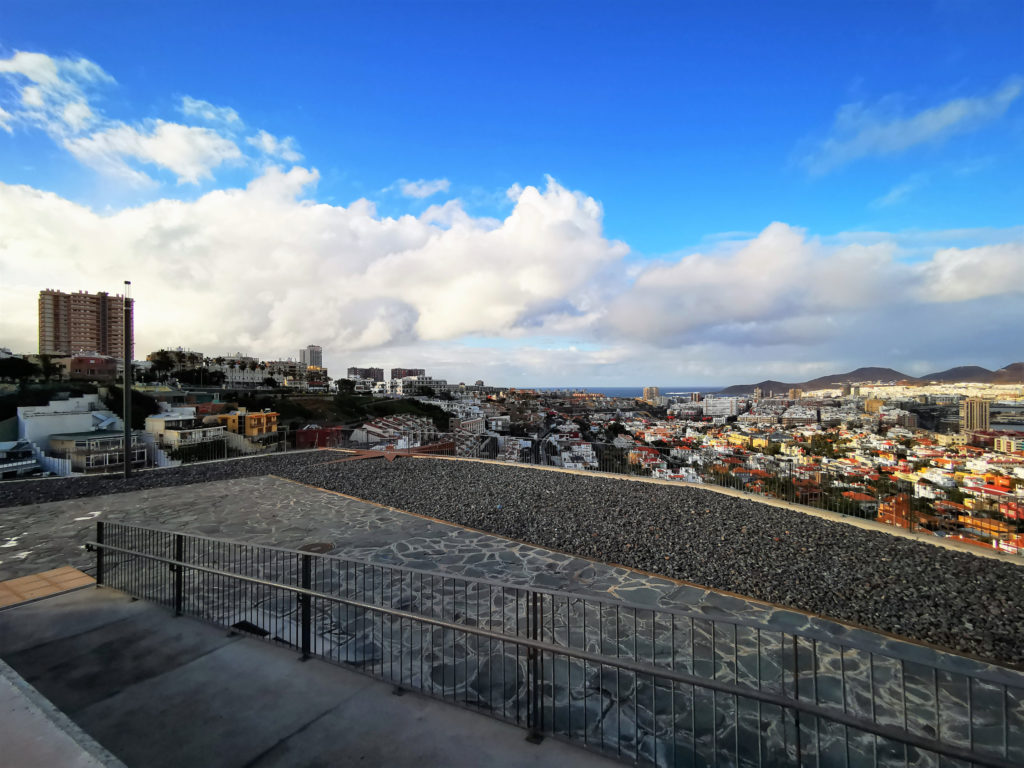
[
  {"left": 0, "top": 172, "right": 626, "bottom": 362},
  {"left": 802, "top": 77, "right": 1023, "bottom": 175},
  {"left": 915, "top": 242, "right": 1024, "bottom": 303},
  {"left": 603, "top": 221, "right": 1023, "bottom": 351},
  {"left": 246, "top": 129, "right": 302, "bottom": 162},
  {"left": 396, "top": 178, "right": 451, "bottom": 198},
  {"left": 2, "top": 168, "right": 1020, "bottom": 384},
  {"left": 64, "top": 120, "right": 243, "bottom": 185},
  {"left": 180, "top": 96, "right": 241, "bottom": 125}
]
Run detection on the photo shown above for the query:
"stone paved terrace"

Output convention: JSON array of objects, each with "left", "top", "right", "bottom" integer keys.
[
  {"left": 2, "top": 454, "right": 1024, "bottom": 766},
  {"left": 1, "top": 451, "right": 1022, "bottom": 667}
]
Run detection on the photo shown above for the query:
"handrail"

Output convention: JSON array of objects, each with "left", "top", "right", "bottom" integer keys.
[
  {"left": 89, "top": 531, "right": 1022, "bottom": 768},
  {"left": 89, "top": 521, "right": 1024, "bottom": 687}
]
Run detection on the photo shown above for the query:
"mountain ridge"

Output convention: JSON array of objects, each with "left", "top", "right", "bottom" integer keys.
[{"left": 715, "top": 361, "right": 1024, "bottom": 396}]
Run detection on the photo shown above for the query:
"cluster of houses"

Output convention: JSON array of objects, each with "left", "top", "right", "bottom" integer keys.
[{"left": 0, "top": 390, "right": 281, "bottom": 478}]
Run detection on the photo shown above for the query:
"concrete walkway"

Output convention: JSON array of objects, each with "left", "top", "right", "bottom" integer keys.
[{"left": 0, "top": 587, "right": 618, "bottom": 768}]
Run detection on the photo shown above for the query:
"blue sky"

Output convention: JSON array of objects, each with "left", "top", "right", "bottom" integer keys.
[{"left": 1, "top": 1, "right": 1022, "bottom": 385}]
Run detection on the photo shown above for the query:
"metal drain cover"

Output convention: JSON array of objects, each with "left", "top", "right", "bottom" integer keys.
[{"left": 298, "top": 542, "right": 333, "bottom": 554}]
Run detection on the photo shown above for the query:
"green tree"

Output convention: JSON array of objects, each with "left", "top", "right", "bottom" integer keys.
[
  {"left": 104, "top": 385, "right": 161, "bottom": 429},
  {"left": 606, "top": 422, "right": 627, "bottom": 437},
  {"left": 37, "top": 354, "right": 60, "bottom": 382}
]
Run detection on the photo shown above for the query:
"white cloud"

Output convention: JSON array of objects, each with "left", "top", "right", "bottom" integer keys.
[
  {"left": 396, "top": 178, "right": 451, "bottom": 198},
  {"left": 2, "top": 170, "right": 1019, "bottom": 384},
  {"left": 180, "top": 96, "right": 241, "bottom": 125},
  {"left": 63, "top": 120, "right": 243, "bottom": 185},
  {"left": 603, "top": 221, "right": 1022, "bottom": 349},
  {"left": 0, "top": 50, "right": 113, "bottom": 136},
  {"left": 0, "top": 49, "right": 300, "bottom": 186},
  {"left": 870, "top": 175, "right": 927, "bottom": 208},
  {"left": 61, "top": 101, "right": 94, "bottom": 132},
  {"left": 246, "top": 129, "right": 302, "bottom": 162},
  {"left": 915, "top": 242, "right": 1024, "bottom": 303},
  {"left": 0, "top": 172, "right": 625, "bottom": 364},
  {"left": 802, "top": 77, "right": 1023, "bottom": 175}
]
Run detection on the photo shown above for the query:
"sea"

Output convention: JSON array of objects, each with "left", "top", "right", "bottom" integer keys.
[{"left": 528, "top": 386, "right": 722, "bottom": 398}]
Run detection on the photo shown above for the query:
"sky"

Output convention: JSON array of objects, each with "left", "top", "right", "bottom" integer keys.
[{"left": 0, "top": 1, "right": 1022, "bottom": 387}]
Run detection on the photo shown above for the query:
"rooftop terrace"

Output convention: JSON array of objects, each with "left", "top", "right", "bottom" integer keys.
[{"left": 1, "top": 451, "right": 1023, "bottom": 766}]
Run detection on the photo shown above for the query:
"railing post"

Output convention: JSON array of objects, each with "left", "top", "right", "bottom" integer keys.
[
  {"left": 793, "top": 634, "right": 803, "bottom": 766},
  {"left": 526, "top": 590, "right": 543, "bottom": 743},
  {"left": 173, "top": 533, "right": 184, "bottom": 616},
  {"left": 300, "top": 554, "right": 312, "bottom": 661},
  {"left": 95, "top": 521, "right": 104, "bottom": 586}
]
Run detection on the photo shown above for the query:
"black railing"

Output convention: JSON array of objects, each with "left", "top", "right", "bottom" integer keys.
[{"left": 88, "top": 521, "right": 1024, "bottom": 767}]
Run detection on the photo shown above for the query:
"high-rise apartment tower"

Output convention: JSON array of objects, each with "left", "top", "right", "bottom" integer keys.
[
  {"left": 300, "top": 345, "right": 323, "bottom": 368},
  {"left": 959, "top": 397, "right": 990, "bottom": 434},
  {"left": 38, "top": 289, "right": 134, "bottom": 359}
]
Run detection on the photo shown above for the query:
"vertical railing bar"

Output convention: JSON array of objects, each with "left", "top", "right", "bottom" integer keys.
[
  {"left": 968, "top": 675, "right": 974, "bottom": 753},
  {"left": 173, "top": 533, "right": 184, "bottom": 617},
  {"left": 584, "top": 600, "right": 589, "bottom": 745},
  {"left": 616, "top": 607, "right": 621, "bottom": 758},
  {"left": 96, "top": 521, "right": 104, "bottom": 586},
  {"left": 300, "top": 553, "right": 311, "bottom": 661},
  {"left": 869, "top": 652, "right": 876, "bottom": 723},
  {"left": 1002, "top": 683, "right": 1009, "bottom": 759},
  {"left": 670, "top": 615, "right": 676, "bottom": 766},
  {"left": 901, "top": 659, "right": 908, "bottom": 734},
  {"left": 795, "top": 634, "right": 803, "bottom": 768}
]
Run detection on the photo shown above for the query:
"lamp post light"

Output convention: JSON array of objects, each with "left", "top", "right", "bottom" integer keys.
[{"left": 122, "top": 280, "right": 132, "bottom": 479}]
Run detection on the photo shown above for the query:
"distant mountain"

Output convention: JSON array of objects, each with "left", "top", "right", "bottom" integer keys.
[
  {"left": 716, "top": 362, "right": 1024, "bottom": 396},
  {"left": 801, "top": 367, "right": 912, "bottom": 390},
  {"left": 993, "top": 363, "right": 1024, "bottom": 384},
  {"left": 919, "top": 365, "right": 993, "bottom": 383},
  {"left": 716, "top": 380, "right": 790, "bottom": 397}
]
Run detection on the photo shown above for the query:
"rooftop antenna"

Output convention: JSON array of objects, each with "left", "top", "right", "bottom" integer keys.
[{"left": 123, "top": 281, "right": 132, "bottom": 479}]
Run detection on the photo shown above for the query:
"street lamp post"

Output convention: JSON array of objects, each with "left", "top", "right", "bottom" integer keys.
[{"left": 122, "top": 280, "right": 132, "bottom": 479}]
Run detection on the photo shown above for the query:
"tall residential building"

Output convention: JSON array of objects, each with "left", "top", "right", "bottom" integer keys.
[
  {"left": 391, "top": 367, "right": 425, "bottom": 380},
  {"left": 38, "top": 289, "right": 133, "bottom": 359},
  {"left": 347, "top": 366, "right": 384, "bottom": 382},
  {"left": 642, "top": 386, "right": 660, "bottom": 403},
  {"left": 959, "top": 397, "right": 990, "bottom": 433},
  {"left": 299, "top": 345, "right": 323, "bottom": 368}
]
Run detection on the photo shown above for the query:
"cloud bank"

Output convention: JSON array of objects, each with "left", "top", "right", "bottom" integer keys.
[
  {"left": 1, "top": 168, "right": 1021, "bottom": 384},
  {"left": 3, "top": 48, "right": 1022, "bottom": 384}
]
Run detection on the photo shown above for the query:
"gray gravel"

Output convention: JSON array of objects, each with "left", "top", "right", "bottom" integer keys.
[{"left": 2, "top": 453, "right": 1022, "bottom": 666}]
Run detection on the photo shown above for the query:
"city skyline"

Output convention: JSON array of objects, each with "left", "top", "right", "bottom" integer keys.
[{"left": 1, "top": 2, "right": 1022, "bottom": 386}]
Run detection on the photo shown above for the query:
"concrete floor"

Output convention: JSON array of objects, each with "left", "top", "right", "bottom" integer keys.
[{"left": 0, "top": 588, "right": 619, "bottom": 768}]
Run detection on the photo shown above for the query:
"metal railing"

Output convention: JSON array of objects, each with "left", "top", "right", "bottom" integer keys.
[{"left": 88, "top": 521, "right": 1024, "bottom": 767}]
